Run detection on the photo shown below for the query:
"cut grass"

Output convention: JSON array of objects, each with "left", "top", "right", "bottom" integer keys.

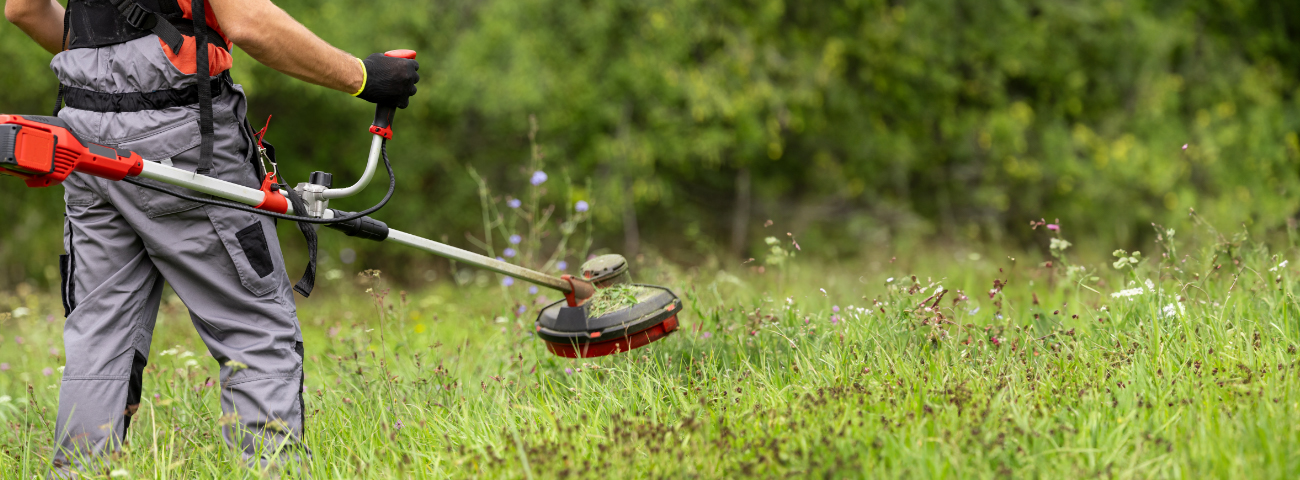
[
  {"left": 3, "top": 228, "right": 1300, "bottom": 478},
  {"left": 584, "top": 284, "right": 654, "bottom": 318}
]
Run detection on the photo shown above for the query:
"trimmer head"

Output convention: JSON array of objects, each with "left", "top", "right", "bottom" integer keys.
[{"left": 535, "top": 255, "right": 682, "bottom": 358}]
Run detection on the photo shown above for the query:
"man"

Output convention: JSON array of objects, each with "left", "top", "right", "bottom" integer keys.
[{"left": 3, "top": 0, "right": 419, "bottom": 472}]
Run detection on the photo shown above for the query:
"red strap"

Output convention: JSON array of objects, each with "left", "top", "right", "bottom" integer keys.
[{"left": 254, "top": 115, "right": 272, "bottom": 148}]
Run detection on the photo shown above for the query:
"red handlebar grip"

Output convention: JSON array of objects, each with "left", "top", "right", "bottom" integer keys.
[{"left": 384, "top": 49, "right": 417, "bottom": 59}]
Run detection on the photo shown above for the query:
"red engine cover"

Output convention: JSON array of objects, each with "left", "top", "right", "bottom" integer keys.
[{"left": 0, "top": 115, "right": 144, "bottom": 187}]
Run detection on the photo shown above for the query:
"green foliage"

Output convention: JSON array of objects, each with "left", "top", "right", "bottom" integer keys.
[{"left": 2, "top": 0, "right": 1300, "bottom": 285}]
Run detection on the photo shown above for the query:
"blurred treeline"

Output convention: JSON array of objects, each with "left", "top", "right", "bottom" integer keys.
[{"left": 2, "top": 0, "right": 1299, "bottom": 286}]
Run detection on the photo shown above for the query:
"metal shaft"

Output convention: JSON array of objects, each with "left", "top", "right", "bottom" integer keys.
[{"left": 385, "top": 229, "right": 573, "bottom": 293}]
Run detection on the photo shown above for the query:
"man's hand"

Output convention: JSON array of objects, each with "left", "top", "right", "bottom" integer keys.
[
  {"left": 4, "top": 0, "right": 66, "bottom": 54},
  {"left": 355, "top": 53, "right": 420, "bottom": 109}
]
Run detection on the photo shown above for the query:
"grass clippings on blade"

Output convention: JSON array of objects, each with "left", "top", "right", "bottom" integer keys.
[{"left": 584, "top": 284, "right": 653, "bottom": 318}]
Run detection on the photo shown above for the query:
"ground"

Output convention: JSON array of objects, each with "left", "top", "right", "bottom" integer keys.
[{"left": 3, "top": 228, "right": 1300, "bottom": 478}]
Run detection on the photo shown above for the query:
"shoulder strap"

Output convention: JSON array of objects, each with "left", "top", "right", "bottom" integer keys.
[{"left": 191, "top": 0, "right": 215, "bottom": 175}]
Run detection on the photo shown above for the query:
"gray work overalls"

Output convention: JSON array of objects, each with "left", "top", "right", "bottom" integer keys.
[{"left": 51, "top": 0, "right": 305, "bottom": 470}]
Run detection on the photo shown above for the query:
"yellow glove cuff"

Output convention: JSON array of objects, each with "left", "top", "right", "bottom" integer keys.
[{"left": 350, "top": 57, "right": 367, "bottom": 97}]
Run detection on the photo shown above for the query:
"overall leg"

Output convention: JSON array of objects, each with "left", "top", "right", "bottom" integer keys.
[
  {"left": 53, "top": 174, "right": 164, "bottom": 471},
  {"left": 96, "top": 85, "right": 308, "bottom": 464}
]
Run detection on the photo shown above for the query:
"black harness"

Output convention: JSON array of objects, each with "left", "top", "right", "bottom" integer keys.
[{"left": 56, "top": 0, "right": 219, "bottom": 174}]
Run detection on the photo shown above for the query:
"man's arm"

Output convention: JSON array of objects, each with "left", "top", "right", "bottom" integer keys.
[
  {"left": 210, "top": 0, "right": 362, "bottom": 94},
  {"left": 4, "top": 0, "right": 66, "bottom": 54}
]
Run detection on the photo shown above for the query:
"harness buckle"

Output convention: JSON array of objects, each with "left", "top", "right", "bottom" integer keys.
[{"left": 119, "top": 3, "right": 158, "bottom": 30}]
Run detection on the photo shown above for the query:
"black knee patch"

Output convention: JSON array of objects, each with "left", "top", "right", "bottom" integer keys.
[{"left": 123, "top": 350, "right": 147, "bottom": 435}]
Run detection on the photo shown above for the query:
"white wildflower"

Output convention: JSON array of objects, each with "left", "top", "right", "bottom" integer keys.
[
  {"left": 1111, "top": 287, "right": 1145, "bottom": 299},
  {"left": 933, "top": 285, "right": 944, "bottom": 295},
  {"left": 886, "top": 277, "right": 895, "bottom": 283},
  {"left": 1162, "top": 303, "right": 1185, "bottom": 318},
  {"left": 1270, "top": 260, "right": 1288, "bottom": 272},
  {"left": 184, "top": 359, "right": 199, "bottom": 368},
  {"left": 110, "top": 469, "right": 129, "bottom": 478},
  {"left": 11, "top": 307, "right": 29, "bottom": 318},
  {"left": 1144, "top": 279, "right": 1155, "bottom": 290}
]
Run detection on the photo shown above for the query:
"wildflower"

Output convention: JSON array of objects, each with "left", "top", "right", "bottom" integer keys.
[
  {"left": 1182, "top": 144, "right": 1188, "bottom": 151},
  {"left": 934, "top": 285, "right": 944, "bottom": 294},
  {"left": 184, "top": 359, "right": 199, "bottom": 367},
  {"left": 12, "top": 307, "right": 29, "bottom": 318},
  {"left": 14, "top": 336, "right": 23, "bottom": 345},
  {"left": 154, "top": 393, "right": 160, "bottom": 400},
  {"left": 42, "top": 367, "right": 53, "bottom": 376},
  {"left": 830, "top": 315, "right": 840, "bottom": 325},
  {"left": 575, "top": 200, "right": 589, "bottom": 212},
  {"left": 1270, "top": 260, "right": 1289, "bottom": 272},
  {"left": 701, "top": 332, "right": 712, "bottom": 339},
  {"left": 832, "top": 305, "right": 840, "bottom": 313},
  {"left": 1046, "top": 224, "right": 1059, "bottom": 231},
  {"left": 556, "top": 261, "right": 568, "bottom": 271},
  {"left": 502, "top": 277, "right": 515, "bottom": 287},
  {"left": 49, "top": 347, "right": 59, "bottom": 356},
  {"left": 394, "top": 420, "right": 405, "bottom": 431},
  {"left": 509, "top": 234, "right": 522, "bottom": 245},
  {"left": 496, "top": 257, "right": 505, "bottom": 262},
  {"left": 517, "top": 305, "right": 526, "bottom": 314},
  {"left": 530, "top": 171, "right": 548, "bottom": 186},
  {"left": 820, "top": 288, "right": 828, "bottom": 296},
  {"left": 1145, "top": 279, "right": 1155, "bottom": 290},
  {"left": 503, "top": 248, "right": 517, "bottom": 258},
  {"left": 1162, "top": 303, "right": 1186, "bottom": 318},
  {"left": 109, "top": 469, "right": 129, "bottom": 478},
  {"left": 565, "top": 368, "right": 574, "bottom": 375},
  {"left": 1111, "top": 287, "right": 1145, "bottom": 298},
  {"left": 529, "top": 286, "right": 539, "bottom": 295},
  {"left": 0, "top": 363, "right": 8, "bottom": 371},
  {"left": 886, "top": 277, "right": 894, "bottom": 283},
  {"left": 507, "top": 198, "right": 522, "bottom": 208}
]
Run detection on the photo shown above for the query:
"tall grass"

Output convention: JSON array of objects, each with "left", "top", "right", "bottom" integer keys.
[{"left": 3, "top": 217, "right": 1300, "bottom": 478}]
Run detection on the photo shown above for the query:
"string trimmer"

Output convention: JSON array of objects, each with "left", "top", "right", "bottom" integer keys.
[{"left": 0, "top": 50, "right": 681, "bottom": 358}]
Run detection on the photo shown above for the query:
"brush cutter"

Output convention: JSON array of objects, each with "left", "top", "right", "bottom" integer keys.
[{"left": 0, "top": 50, "right": 681, "bottom": 358}]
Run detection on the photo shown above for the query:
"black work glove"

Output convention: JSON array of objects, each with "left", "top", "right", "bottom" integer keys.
[{"left": 356, "top": 53, "right": 420, "bottom": 109}]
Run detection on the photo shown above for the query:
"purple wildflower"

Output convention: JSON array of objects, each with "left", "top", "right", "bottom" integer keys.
[
  {"left": 565, "top": 368, "right": 574, "bottom": 375},
  {"left": 42, "top": 367, "right": 53, "bottom": 377},
  {"left": 701, "top": 332, "right": 712, "bottom": 339},
  {"left": 832, "top": 305, "right": 840, "bottom": 313},
  {"left": 507, "top": 198, "right": 522, "bottom": 208},
  {"left": 575, "top": 200, "right": 589, "bottom": 212},
  {"left": 49, "top": 347, "right": 59, "bottom": 356},
  {"left": 556, "top": 261, "right": 567, "bottom": 271},
  {"left": 0, "top": 363, "right": 9, "bottom": 371},
  {"left": 529, "top": 286, "right": 539, "bottom": 295},
  {"left": 503, "top": 248, "right": 517, "bottom": 258},
  {"left": 831, "top": 315, "right": 840, "bottom": 325},
  {"left": 530, "top": 171, "right": 548, "bottom": 186},
  {"left": 394, "top": 420, "right": 405, "bottom": 431},
  {"left": 509, "top": 234, "right": 522, "bottom": 245},
  {"left": 1046, "top": 224, "right": 1059, "bottom": 231},
  {"left": 517, "top": 305, "right": 526, "bottom": 314},
  {"left": 1182, "top": 144, "right": 1188, "bottom": 151},
  {"left": 154, "top": 393, "right": 161, "bottom": 400},
  {"left": 14, "top": 336, "right": 23, "bottom": 345},
  {"left": 502, "top": 277, "right": 515, "bottom": 287},
  {"left": 496, "top": 256, "right": 506, "bottom": 262}
]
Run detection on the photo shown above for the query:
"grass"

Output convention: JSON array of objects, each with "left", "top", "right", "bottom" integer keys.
[
  {"left": 584, "top": 284, "right": 654, "bottom": 319},
  {"left": 4, "top": 224, "right": 1300, "bottom": 478}
]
